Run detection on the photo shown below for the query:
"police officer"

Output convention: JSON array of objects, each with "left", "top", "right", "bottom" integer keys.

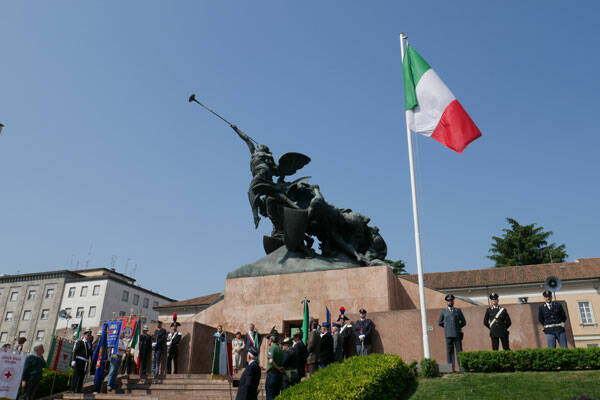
[
  {"left": 166, "top": 321, "right": 182, "bottom": 374},
  {"left": 438, "top": 294, "right": 466, "bottom": 371},
  {"left": 483, "top": 293, "right": 511, "bottom": 350},
  {"left": 538, "top": 290, "right": 568, "bottom": 348},
  {"left": 70, "top": 329, "right": 92, "bottom": 393},
  {"left": 353, "top": 309, "right": 373, "bottom": 356}
]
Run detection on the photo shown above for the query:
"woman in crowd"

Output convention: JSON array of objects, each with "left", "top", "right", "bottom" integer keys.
[{"left": 232, "top": 331, "right": 245, "bottom": 375}]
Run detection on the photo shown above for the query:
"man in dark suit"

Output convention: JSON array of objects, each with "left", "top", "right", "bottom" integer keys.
[
  {"left": 236, "top": 347, "right": 261, "bottom": 400},
  {"left": 138, "top": 325, "right": 153, "bottom": 376},
  {"left": 318, "top": 323, "right": 334, "bottom": 369},
  {"left": 20, "top": 344, "right": 45, "bottom": 400},
  {"left": 70, "top": 329, "right": 92, "bottom": 393},
  {"left": 438, "top": 294, "right": 467, "bottom": 371},
  {"left": 291, "top": 331, "right": 307, "bottom": 379},
  {"left": 538, "top": 290, "right": 568, "bottom": 348},
  {"left": 353, "top": 309, "right": 373, "bottom": 355},
  {"left": 483, "top": 293, "right": 511, "bottom": 350},
  {"left": 306, "top": 320, "right": 320, "bottom": 376}
]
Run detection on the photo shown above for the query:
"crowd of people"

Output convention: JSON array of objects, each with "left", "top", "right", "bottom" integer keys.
[
  {"left": 0, "top": 291, "right": 569, "bottom": 398},
  {"left": 231, "top": 307, "right": 374, "bottom": 400},
  {"left": 439, "top": 290, "right": 569, "bottom": 371}
]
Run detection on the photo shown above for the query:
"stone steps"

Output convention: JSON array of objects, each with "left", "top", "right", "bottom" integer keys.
[{"left": 60, "top": 373, "right": 267, "bottom": 400}]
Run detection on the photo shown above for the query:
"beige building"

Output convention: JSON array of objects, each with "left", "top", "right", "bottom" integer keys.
[{"left": 401, "top": 257, "right": 600, "bottom": 348}]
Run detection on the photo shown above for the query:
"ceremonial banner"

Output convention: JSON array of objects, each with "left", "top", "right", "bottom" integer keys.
[
  {"left": 106, "top": 320, "right": 123, "bottom": 354},
  {"left": 210, "top": 334, "right": 232, "bottom": 380},
  {"left": 92, "top": 322, "right": 109, "bottom": 390},
  {"left": 117, "top": 316, "right": 138, "bottom": 340},
  {"left": 302, "top": 299, "right": 310, "bottom": 343},
  {"left": 45, "top": 336, "right": 73, "bottom": 373},
  {"left": 0, "top": 352, "right": 25, "bottom": 400}
]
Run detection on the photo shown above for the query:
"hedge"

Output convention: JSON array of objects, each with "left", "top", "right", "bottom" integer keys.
[
  {"left": 459, "top": 348, "right": 600, "bottom": 372},
  {"left": 277, "top": 354, "right": 416, "bottom": 400},
  {"left": 35, "top": 368, "right": 71, "bottom": 398}
]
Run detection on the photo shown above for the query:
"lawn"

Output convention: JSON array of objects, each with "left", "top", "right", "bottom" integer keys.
[{"left": 409, "top": 370, "right": 600, "bottom": 400}]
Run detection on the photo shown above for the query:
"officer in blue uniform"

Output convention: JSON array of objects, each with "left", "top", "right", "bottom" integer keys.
[
  {"left": 538, "top": 290, "right": 568, "bottom": 348},
  {"left": 353, "top": 309, "right": 373, "bottom": 356},
  {"left": 438, "top": 294, "right": 466, "bottom": 371}
]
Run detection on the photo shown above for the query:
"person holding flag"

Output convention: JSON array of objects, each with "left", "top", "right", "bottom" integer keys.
[
  {"left": 70, "top": 329, "right": 92, "bottom": 393},
  {"left": 106, "top": 320, "right": 125, "bottom": 391}
]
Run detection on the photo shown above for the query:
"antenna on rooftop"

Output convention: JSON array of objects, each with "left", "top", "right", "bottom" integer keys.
[
  {"left": 69, "top": 254, "right": 76, "bottom": 267},
  {"left": 110, "top": 255, "right": 117, "bottom": 270},
  {"left": 131, "top": 263, "right": 138, "bottom": 279},
  {"left": 85, "top": 243, "right": 94, "bottom": 268},
  {"left": 125, "top": 258, "right": 131, "bottom": 275}
]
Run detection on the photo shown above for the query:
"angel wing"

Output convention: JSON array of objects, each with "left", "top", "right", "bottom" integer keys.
[{"left": 278, "top": 152, "right": 311, "bottom": 177}]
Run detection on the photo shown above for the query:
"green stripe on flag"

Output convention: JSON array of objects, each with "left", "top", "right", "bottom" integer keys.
[
  {"left": 46, "top": 336, "right": 57, "bottom": 368},
  {"left": 211, "top": 337, "right": 221, "bottom": 375},
  {"left": 402, "top": 45, "right": 432, "bottom": 110}
]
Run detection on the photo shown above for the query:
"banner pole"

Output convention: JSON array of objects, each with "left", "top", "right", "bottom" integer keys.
[{"left": 399, "top": 32, "right": 431, "bottom": 359}]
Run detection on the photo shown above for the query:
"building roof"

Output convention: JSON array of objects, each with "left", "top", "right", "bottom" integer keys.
[
  {"left": 155, "top": 292, "right": 222, "bottom": 309},
  {"left": 0, "top": 269, "right": 81, "bottom": 284},
  {"left": 400, "top": 258, "right": 600, "bottom": 290}
]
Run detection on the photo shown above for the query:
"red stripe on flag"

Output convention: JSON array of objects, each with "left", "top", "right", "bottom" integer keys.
[
  {"left": 431, "top": 100, "right": 481, "bottom": 154},
  {"left": 53, "top": 339, "right": 63, "bottom": 370}
]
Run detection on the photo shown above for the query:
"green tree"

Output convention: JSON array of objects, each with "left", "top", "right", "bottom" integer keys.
[
  {"left": 488, "top": 218, "right": 567, "bottom": 267},
  {"left": 385, "top": 259, "right": 407, "bottom": 275}
]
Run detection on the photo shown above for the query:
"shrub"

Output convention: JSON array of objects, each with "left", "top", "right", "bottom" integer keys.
[
  {"left": 278, "top": 354, "right": 417, "bottom": 400},
  {"left": 419, "top": 358, "right": 439, "bottom": 378},
  {"left": 459, "top": 348, "right": 600, "bottom": 372},
  {"left": 35, "top": 368, "right": 71, "bottom": 398}
]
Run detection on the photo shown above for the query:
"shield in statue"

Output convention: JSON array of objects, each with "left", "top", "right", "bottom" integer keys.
[
  {"left": 263, "top": 235, "right": 284, "bottom": 255},
  {"left": 283, "top": 207, "right": 309, "bottom": 252}
]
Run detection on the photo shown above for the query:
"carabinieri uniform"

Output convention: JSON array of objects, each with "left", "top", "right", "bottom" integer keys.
[{"left": 483, "top": 293, "right": 511, "bottom": 350}]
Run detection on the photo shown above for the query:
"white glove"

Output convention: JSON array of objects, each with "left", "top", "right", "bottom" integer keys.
[
  {"left": 359, "top": 335, "right": 365, "bottom": 340},
  {"left": 71, "top": 361, "right": 76, "bottom": 367}
]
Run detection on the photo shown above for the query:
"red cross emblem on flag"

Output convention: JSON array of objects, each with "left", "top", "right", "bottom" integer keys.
[
  {"left": 4, "top": 371, "right": 11, "bottom": 379},
  {"left": 1, "top": 368, "right": 15, "bottom": 381}
]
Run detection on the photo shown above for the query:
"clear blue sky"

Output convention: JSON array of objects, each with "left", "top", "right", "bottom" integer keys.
[{"left": 1, "top": 1, "right": 599, "bottom": 301}]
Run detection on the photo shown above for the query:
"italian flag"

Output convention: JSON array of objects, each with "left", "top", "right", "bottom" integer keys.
[{"left": 403, "top": 45, "right": 481, "bottom": 153}]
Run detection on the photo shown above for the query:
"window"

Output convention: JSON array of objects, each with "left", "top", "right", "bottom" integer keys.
[
  {"left": 0, "top": 332, "right": 7, "bottom": 342},
  {"left": 122, "top": 291, "right": 129, "bottom": 302},
  {"left": 68, "top": 287, "right": 75, "bottom": 298},
  {"left": 93, "top": 285, "right": 100, "bottom": 296},
  {"left": 152, "top": 301, "right": 158, "bottom": 309},
  {"left": 80, "top": 286, "right": 88, "bottom": 297},
  {"left": 27, "top": 290, "right": 36, "bottom": 301},
  {"left": 45, "top": 288, "right": 55, "bottom": 299},
  {"left": 578, "top": 301, "right": 595, "bottom": 324},
  {"left": 88, "top": 306, "right": 96, "bottom": 318},
  {"left": 143, "top": 298, "right": 149, "bottom": 309},
  {"left": 10, "top": 292, "right": 18, "bottom": 301},
  {"left": 65, "top": 308, "right": 72, "bottom": 317},
  {"left": 119, "top": 311, "right": 127, "bottom": 317},
  {"left": 18, "top": 331, "right": 26, "bottom": 339},
  {"left": 133, "top": 294, "right": 139, "bottom": 305},
  {"left": 36, "top": 330, "right": 45, "bottom": 341},
  {"left": 22, "top": 310, "right": 31, "bottom": 321},
  {"left": 76, "top": 307, "right": 84, "bottom": 318},
  {"left": 40, "top": 309, "right": 49, "bottom": 320},
  {"left": 4, "top": 312, "right": 13, "bottom": 321}
]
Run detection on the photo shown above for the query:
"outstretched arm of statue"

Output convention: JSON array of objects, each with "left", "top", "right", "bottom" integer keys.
[{"left": 231, "top": 124, "right": 256, "bottom": 154}]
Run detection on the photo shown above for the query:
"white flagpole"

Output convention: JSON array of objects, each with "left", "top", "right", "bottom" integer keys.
[{"left": 399, "top": 32, "right": 431, "bottom": 359}]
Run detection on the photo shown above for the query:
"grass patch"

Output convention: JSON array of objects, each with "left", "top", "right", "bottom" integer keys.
[{"left": 409, "top": 370, "right": 600, "bottom": 400}]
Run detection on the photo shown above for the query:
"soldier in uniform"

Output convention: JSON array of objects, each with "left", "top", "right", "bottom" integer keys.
[
  {"left": 438, "top": 294, "right": 466, "bottom": 371},
  {"left": 138, "top": 326, "right": 153, "bottom": 376},
  {"left": 538, "top": 290, "right": 568, "bottom": 348},
  {"left": 166, "top": 319, "right": 182, "bottom": 374},
  {"left": 70, "top": 329, "right": 92, "bottom": 393},
  {"left": 353, "top": 309, "right": 373, "bottom": 356},
  {"left": 306, "top": 320, "right": 320, "bottom": 376},
  {"left": 483, "top": 293, "right": 511, "bottom": 350}
]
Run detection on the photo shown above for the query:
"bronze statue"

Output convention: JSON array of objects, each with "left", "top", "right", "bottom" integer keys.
[{"left": 189, "top": 95, "right": 387, "bottom": 265}]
